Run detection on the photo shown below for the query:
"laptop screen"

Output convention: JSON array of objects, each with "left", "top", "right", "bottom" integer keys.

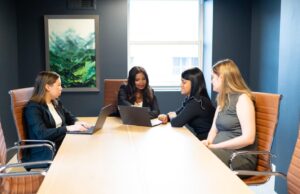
[{"left": 118, "top": 105, "right": 161, "bottom": 127}]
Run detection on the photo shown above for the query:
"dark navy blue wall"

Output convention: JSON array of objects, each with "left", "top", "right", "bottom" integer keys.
[
  {"left": 275, "top": 0, "right": 300, "bottom": 193},
  {"left": 250, "top": 0, "right": 281, "bottom": 159},
  {"left": 210, "top": 0, "right": 252, "bottom": 102},
  {"left": 212, "top": 0, "right": 252, "bottom": 83},
  {"left": 0, "top": 0, "right": 19, "bottom": 150},
  {"left": 250, "top": 0, "right": 280, "bottom": 92}
]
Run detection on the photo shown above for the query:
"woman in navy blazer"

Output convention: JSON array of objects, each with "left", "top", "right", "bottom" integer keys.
[
  {"left": 118, "top": 66, "right": 160, "bottom": 119},
  {"left": 23, "top": 71, "right": 90, "bottom": 167}
]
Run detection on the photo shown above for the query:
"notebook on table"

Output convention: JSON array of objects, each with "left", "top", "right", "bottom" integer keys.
[
  {"left": 67, "top": 104, "right": 115, "bottom": 135},
  {"left": 118, "top": 105, "right": 162, "bottom": 127}
]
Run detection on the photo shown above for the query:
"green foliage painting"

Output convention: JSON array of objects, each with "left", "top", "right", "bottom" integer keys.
[{"left": 45, "top": 16, "right": 99, "bottom": 91}]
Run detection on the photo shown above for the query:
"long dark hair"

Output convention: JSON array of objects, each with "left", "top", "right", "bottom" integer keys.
[
  {"left": 126, "top": 66, "right": 153, "bottom": 103},
  {"left": 30, "top": 71, "right": 60, "bottom": 104},
  {"left": 181, "top": 67, "right": 209, "bottom": 99}
]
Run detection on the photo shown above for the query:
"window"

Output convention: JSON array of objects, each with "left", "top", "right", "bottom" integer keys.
[{"left": 128, "top": 0, "right": 203, "bottom": 90}]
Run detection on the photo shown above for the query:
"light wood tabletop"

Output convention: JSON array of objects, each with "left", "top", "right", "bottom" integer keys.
[{"left": 38, "top": 117, "right": 253, "bottom": 194}]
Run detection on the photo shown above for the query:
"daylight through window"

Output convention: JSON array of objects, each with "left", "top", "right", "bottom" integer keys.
[{"left": 128, "top": 0, "right": 203, "bottom": 90}]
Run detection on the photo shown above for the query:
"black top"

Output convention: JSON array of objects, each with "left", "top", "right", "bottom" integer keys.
[
  {"left": 170, "top": 96, "right": 215, "bottom": 140},
  {"left": 118, "top": 84, "right": 160, "bottom": 119},
  {"left": 23, "top": 100, "right": 77, "bottom": 164}
]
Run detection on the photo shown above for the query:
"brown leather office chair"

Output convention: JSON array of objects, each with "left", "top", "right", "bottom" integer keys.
[
  {"left": 9, "top": 87, "right": 34, "bottom": 143},
  {"left": 9, "top": 87, "right": 55, "bottom": 162},
  {"left": 0, "top": 121, "right": 51, "bottom": 194},
  {"left": 230, "top": 92, "right": 282, "bottom": 185},
  {"left": 104, "top": 79, "right": 127, "bottom": 106},
  {"left": 286, "top": 124, "right": 300, "bottom": 194}
]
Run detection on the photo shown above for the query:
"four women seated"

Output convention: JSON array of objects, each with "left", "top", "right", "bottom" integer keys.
[{"left": 22, "top": 59, "right": 257, "bottom": 174}]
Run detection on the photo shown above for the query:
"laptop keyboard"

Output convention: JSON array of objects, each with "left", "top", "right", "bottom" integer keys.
[{"left": 86, "top": 125, "right": 95, "bottom": 132}]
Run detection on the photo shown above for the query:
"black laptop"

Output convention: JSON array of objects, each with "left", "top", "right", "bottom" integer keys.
[
  {"left": 118, "top": 105, "right": 162, "bottom": 127},
  {"left": 67, "top": 104, "right": 115, "bottom": 135}
]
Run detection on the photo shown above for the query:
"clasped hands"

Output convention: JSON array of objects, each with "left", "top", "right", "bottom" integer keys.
[
  {"left": 201, "top": 139, "right": 218, "bottom": 149},
  {"left": 158, "top": 112, "right": 177, "bottom": 124}
]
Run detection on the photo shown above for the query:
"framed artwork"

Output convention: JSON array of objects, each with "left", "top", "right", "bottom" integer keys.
[{"left": 44, "top": 15, "right": 100, "bottom": 92}]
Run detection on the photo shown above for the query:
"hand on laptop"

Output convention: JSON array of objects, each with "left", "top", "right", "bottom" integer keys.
[
  {"left": 67, "top": 123, "right": 89, "bottom": 132},
  {"left": 75, "top": 121, "right": 93, "bottom": 128}
]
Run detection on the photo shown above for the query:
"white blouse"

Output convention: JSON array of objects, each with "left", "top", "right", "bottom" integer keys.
[
  {"left": 47, "top": 103, "right": 62, "bottom": 128},
  {"left": 134, "top": 101, "right": 143, "bottom": 107}
]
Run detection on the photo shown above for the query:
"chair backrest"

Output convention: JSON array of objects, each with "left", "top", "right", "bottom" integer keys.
[
  {"left": 244, "top": 92, "right": 282, "bottom": 185},
  {"left": 8, "top": 87, "right": 34, "bottom": 141},
  {"left": 104, "top": 79, "right": 127, "bottom": 106},
  {"left": 287, "top": 124, "right": 300, "bottom": 194}
]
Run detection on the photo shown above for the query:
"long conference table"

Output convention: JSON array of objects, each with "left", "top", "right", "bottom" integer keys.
[{"left": 38, "top": 117, "right": 254, "bottom": 194}]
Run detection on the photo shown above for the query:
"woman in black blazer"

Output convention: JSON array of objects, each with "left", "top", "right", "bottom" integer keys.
[
  {"left": 158, "top": 68, "right": 215, "bottom": 140},
  {"left": 118, "top": 66, "right": 160, "bottom": 119},
  {"left": 23, "top": 71, "right": 90, "bottom": 166}
]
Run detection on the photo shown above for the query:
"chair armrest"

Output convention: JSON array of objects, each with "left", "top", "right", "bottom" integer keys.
[
  {"left": 0, "top": 170, "right": 47, "bottom": 178},
  {"left": 0, "top": 161, "right": 52, "bottom": 177},
  {"left": 229, "top": 150, "right": 284, "bottom": 179},
  {"left": 7, "top": 143, "right": 55, "bottom": 161},
  {"left": 15, "top": 140, "right": 56, "bottom": 152},
  {"left": 229, "top": 150, "right": 275, "bottom": 170},
  {"left": 0, "top": 160, "right": 52, "bottom": 173},
  {"left": 233, "top": 170, "right": 287, "bottom": 179}
]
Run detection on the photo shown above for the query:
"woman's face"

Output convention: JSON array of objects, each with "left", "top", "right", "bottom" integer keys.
[
  {"left": 180, "top": 78, "right": 191, "bottom": 96},
  {"left": 212, "top": 72, "right": 222, "bottom": 92},
  {"left": 46, "top": 78, "right": 62, "bottom": 100},
  {"left": 135, "top": 72, "right": 147, "bottom": 90}
]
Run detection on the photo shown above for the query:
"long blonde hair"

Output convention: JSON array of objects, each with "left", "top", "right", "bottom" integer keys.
[{"left": 212, "top": 59, "right": 253, "bottom": 110}]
